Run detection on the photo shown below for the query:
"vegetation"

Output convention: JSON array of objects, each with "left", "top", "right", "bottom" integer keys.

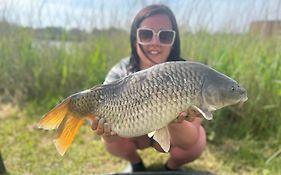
[{"left": 0, "top": 20, "right": 280, "bottom": 174}]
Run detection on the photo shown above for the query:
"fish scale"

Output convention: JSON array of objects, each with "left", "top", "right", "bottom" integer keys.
[
  {"left": 86, "top": 63, "right": 204, "bottom": 137},
  {"left": 89, "top": 65, "right": 191, "bottom": 133},
  {"left": 38, "top": 61, "right": 248, "bottom": 155}
]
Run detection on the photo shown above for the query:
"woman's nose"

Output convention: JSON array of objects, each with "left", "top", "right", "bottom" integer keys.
[{"left": 150, "top": 35, "right": 161, "bottom": 45}]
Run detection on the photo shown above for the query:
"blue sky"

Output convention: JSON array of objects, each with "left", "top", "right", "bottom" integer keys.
[{"left": 0, "top": 0, "right": 280, "bottom": 33}]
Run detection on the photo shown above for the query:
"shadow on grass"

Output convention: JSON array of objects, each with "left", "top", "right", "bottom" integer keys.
[
  {"left": 148, "top": 163, "right": 213, "bottom": 175},
  {"left": 0, "top": 152, "right": 8, "bottom": 175},
  {"left": 112, "top": 163, "right": 213, "bottom": 175}
]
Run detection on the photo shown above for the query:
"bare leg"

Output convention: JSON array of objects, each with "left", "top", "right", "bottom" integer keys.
[
  {"left": 103, "top": 135, "right": 151, "bottom": 164},
  {"left": 166, "top": 125, "right": 206, "bottom": 169}
]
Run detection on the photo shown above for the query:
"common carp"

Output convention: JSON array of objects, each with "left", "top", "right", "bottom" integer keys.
[{"left": 38, "top": 61, "right": 248, "bottom": 155}]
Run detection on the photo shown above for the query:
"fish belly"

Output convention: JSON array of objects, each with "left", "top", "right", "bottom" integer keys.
[{"left": 112, "top": 98, "right": 191, "bottom": 137}]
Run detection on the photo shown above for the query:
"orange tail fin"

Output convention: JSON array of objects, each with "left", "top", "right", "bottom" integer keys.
[
  {"left": 54, "top": 114, "right": 84, "bottom": 156},
  {"left": 38, "top": 97, "right": 94, "bottom": 156},
  {"left": 38, "top": 98, "right": 70, "bottom": 130}
]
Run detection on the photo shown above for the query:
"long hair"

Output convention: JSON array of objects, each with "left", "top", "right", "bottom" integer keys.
[{"left": 128, "top": 4, "right": 183, "bottom": 72}]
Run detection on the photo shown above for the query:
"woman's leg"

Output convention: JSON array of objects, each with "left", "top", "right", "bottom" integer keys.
[
  {"left": 166, "top": 125, "right": 206, "bottom": 169},
  {"left": 103, "top": 135, "right": 151, "bottom": 164}
]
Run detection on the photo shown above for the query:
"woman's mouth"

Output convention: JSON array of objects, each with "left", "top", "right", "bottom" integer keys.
[{"left": 148, "top": 50, "right": 160, "bottom": 55}]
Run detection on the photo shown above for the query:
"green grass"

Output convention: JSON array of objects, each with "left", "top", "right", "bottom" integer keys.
[
  {"left": 0, "top": 105, "right": 123, "bottom": 175},
  {"left": 0, "top": 29, "right": 280, "bottom": 174},
  {"left": 0, "top": 104, "right": 280, "bottom": 174},
  {"left": 180, "top": 32, "right": 281, "bottom": 140}
]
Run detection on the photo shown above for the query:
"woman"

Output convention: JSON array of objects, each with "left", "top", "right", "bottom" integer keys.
[{"left": 92, "top": 4, "right": 206, "bottom": 172}]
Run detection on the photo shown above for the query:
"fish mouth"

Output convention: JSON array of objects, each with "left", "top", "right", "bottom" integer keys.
[
  {"left": 237, "top": 95, "right": 248, "bottom": 107},
  {"left": 240, "top": 94, "right": 248, "bottom": 103},
  {"left": 238, "top": 87, "right": 248, "bottom": 103}
]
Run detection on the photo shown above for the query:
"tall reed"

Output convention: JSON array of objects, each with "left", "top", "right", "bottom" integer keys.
[{"left": 0, "top": 28, "right": 280, "bottom": 141}]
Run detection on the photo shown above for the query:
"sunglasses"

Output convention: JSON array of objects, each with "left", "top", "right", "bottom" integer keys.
[{"left": 137, "top": 28, "right": 176, "bottom": 46}]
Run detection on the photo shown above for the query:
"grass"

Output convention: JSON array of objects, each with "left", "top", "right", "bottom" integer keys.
[
  {"left": 0, "top": 104, "right": 280, "bottom": 175},
  {"left": 181, "top": 32, "right": 281, "bottom": 140},
  {"left": 0, "top": 28, "right": 280, "bottom": 174}
]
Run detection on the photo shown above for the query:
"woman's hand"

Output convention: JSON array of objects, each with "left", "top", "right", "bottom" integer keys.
[
  {"left": 173, "top": 108, "right": 202, "bottom": 123},
  {"left": 91, "top": 117, "right": 119, "bottom": 142}
]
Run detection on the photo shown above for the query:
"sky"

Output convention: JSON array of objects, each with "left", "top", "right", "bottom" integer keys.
[{"left": 0, "top": 0, "right": 280, "bottom": 33}]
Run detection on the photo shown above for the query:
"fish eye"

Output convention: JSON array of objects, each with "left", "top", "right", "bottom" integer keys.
[{"left": 231, "top": 86, "right": 235, "bottom": 92}]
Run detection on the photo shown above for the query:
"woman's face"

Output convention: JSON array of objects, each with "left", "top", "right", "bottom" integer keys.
[{"left": 136, "top": 14, "right": 173, "bottom": 70}]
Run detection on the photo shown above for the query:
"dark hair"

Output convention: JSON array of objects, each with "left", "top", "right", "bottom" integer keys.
[{"left": 128, "top": 4, "right": 183, "bottom": 72}]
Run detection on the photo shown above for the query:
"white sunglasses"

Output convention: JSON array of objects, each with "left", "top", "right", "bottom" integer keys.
[{"left": 137, "top": 28, "right": 176, "bottom": 46}]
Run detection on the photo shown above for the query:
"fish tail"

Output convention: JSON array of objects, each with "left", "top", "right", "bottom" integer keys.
[
  {"left": 38, "top": 94, "right": 97, "bottom": 156},
  {"left": 53, "top": 113, "right": 84, "bottom": 156},
  {"left": 38, "top": 98, "right": 70, "bottom": 130}
]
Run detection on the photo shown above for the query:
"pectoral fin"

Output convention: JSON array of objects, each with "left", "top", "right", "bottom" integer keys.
[
  {"left": 151, "top": 127, "right": 170, "bottom": 152},
  {"left": 191, "top": 105, "right": 213, "bottom": 120}
]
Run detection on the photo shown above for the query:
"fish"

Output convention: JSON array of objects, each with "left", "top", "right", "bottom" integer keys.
[{"left": 38, "top": 61, "right": 248, "bottom": 155}]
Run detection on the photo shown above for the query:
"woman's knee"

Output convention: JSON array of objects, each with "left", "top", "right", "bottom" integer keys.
[
  {"left": 170, "top": 126, "right": 206, "bottom": 162},
  {"left": 193, "top": 126, "right": 206, "bottom": 156}
]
